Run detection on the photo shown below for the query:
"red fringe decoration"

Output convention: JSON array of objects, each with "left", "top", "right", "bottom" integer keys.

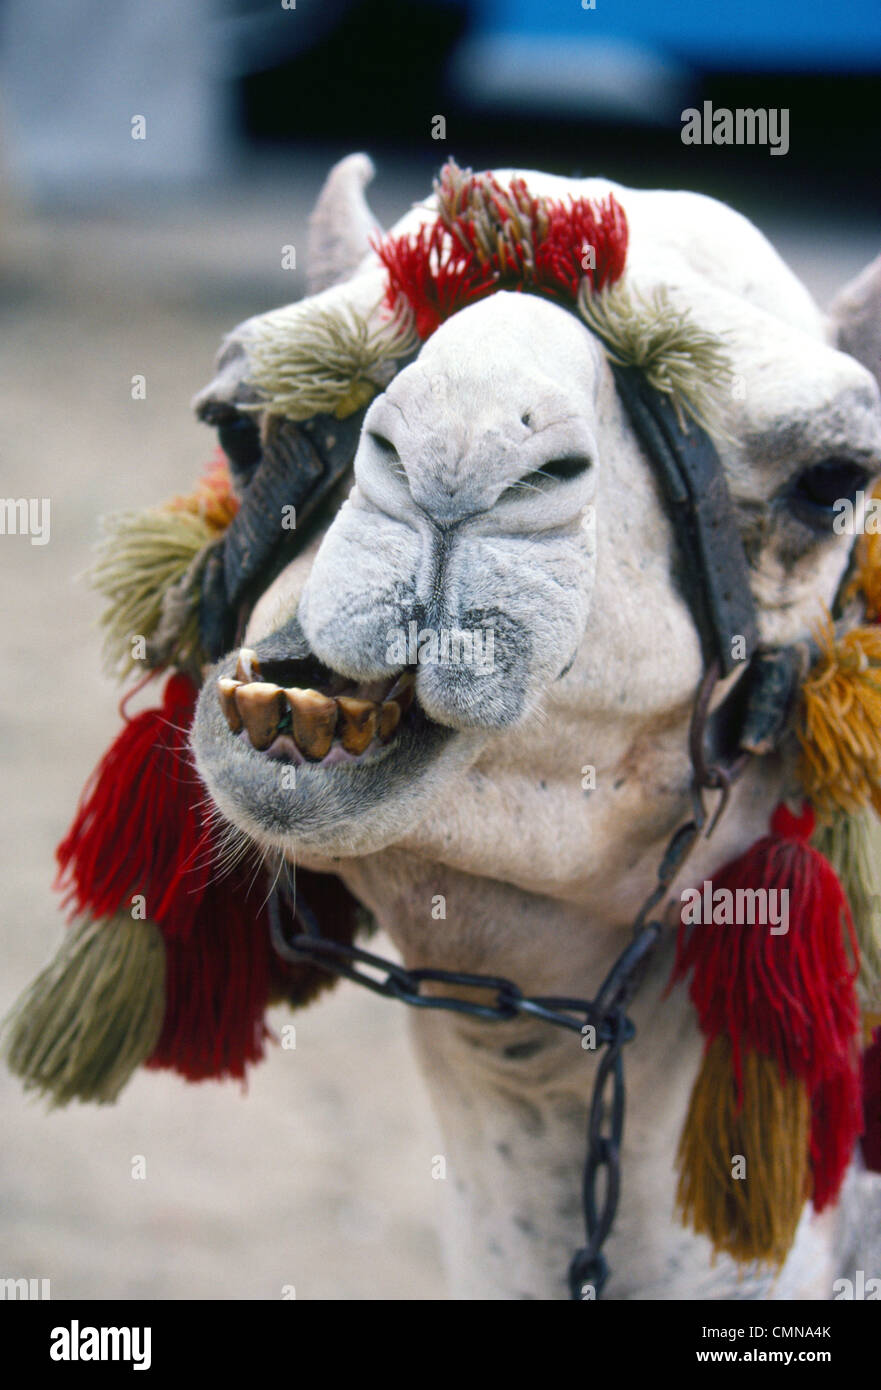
[
  {"left": 862, "top": 1026, "right": 881, "bottom": 1172},
  {"left": 375, "top": 219, "right": 495, "bottom": 340},
  {"left": 146, "top": 865, "right": 271, "bottom": 1082},
  {"left": 810, "top": 1055, "right": 863, "bottom": 1209},
  {"left": 374, "top": 168, "right": 628, "bottom": 340},
  {"left": 56, "top": 673, "right": 212, "bottom": 936},
  {"left": 53, "top": 672, "right": 367, "bottom": 1084},
  {"left": 533, "top": 193, "right": 629, "bottom": 300},
  {"left": 55, "top": 672, "right": 278, "bottom": 1081},
  {"left": 672, "top": 801, "right": 863, "bottom": 1212}
]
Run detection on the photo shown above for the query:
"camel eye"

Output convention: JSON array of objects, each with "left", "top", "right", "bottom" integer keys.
[{"left": 789, "top": 459, "right": 869, "bottom": 529}]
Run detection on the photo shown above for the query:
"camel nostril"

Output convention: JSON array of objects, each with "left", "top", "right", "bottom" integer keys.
[
  {"left": 368, "top": 431, "right": 400, "bottom": 462},
  {"left": 530, "top": 455, "right": 593, "bottom": 484},
  {"left": 499, "top": 454, "right": 594, "bottom": 501}
]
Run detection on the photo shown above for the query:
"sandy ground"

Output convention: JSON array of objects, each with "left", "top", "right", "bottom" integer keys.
[{"left": 0, "top": 153, "right": 877, "bottom": 1300}]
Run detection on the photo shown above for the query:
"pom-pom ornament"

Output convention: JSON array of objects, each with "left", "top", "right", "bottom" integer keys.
[
  {"left": 2, "top": 673, "right": 361, "bottom": 1104},
  {"left": 671, "top": 802, "right": 862, "bottom": 1266},
  {"left": 91, "top": 453, "right": 239, "bottom": 680},
  {"left": 797, "top": 614, "right": 881, "bottom": 820}
]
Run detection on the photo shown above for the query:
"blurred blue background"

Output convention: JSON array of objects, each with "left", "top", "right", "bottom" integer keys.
[
  {"left": 474, "top": 0, "right": 881, "bottom": 67},
  {"left": 1, "top": 0, "right": 878, "bottom": 208}
]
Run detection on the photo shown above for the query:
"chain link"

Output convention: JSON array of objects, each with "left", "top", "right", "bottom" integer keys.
[
  {"left": 569, "top": 1025, "right": 625, "bottom": 1299},
  {"left": 270, "top": 903, "right": 639, "bottom": 1041}
]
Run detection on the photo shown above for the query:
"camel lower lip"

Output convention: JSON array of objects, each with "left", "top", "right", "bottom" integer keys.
[{"left": 238, "top": 723, "right": 414, "bottom": 768}]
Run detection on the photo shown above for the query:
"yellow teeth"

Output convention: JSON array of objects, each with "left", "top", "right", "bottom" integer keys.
[
  {"left": 233, "top": 682, "right": 287, "bottom": 751},
  {"left": 217, "top": 677, "right": 243, "bottom": 733},
  {"left": 378, "top": 701, "right": 401, "bottom": 742},
  {"left": 336, "top": 697, "right": 378, "bottom": 755},
  {"left": 217, "top": 652, "right": 413, "bottom": 761},
  {"left": 284, "top": 687, "right": 338, "bottom": 761},
  {"left": 235, "top": 648, "right": 262, "bottom": 683}
]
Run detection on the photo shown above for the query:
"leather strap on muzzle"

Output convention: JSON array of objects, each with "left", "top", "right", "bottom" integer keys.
[
  {"left": 197, "top": 407, "right": 367, "bottom": 660},
  {"left": 611, "top": 364, "right": 759, "bottom": 678}
]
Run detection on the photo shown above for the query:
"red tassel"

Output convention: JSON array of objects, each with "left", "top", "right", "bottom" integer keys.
[
  {"left": 374, "top": 172, "right": 628, "bottom": 340},
  {"left": 862, "top": 1026, "right": 881, "bottom": 1172},
  {"left": 533, "top": 193, "right": 629, "bottom": 299},
  {"left": 810, "top": 1050, "right": 863, "bottom": 1208},
  {"left": 56, "top": 674, "right": 211, "bottom": 935},
  {"left": 55, "top": 672, "right": 277, "bottom": 1082},
  {"left": 672, "top": 801, "right": 863, "bottom": 1211},
  {"left": 374, "top": 219, "right": 495, "bottom": 339},
  {"left": 146, "top": 865, "right": 271, "bottom": 1082}
]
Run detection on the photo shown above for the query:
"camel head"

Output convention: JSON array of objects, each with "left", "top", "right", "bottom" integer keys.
[
  {"left": 191, "top": 158, "right": 881, "bottom": 904},
  {"left": 194, "top": 286, "right": 605, "bottom": 864}
]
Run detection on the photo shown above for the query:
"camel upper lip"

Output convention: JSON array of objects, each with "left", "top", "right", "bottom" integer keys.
[{"left": 216, "top": 647, "right": 421, "bottom": 766}]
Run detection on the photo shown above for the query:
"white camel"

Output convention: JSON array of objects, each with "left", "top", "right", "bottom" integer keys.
[{"left": 191, "top": 156, "right": 881, "bottom": 1300}]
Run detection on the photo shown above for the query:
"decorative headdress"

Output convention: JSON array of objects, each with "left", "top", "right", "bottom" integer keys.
[{"left": 3, "top": 161, "right": 879, "bottom": 1274}]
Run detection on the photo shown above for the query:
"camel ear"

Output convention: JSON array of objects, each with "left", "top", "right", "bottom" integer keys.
[
  {"left": 829, "top": 252, "right": 881, "bottom": 388},
  {"left": 306, "top": 152, "right": 382, "bottom": 295}
]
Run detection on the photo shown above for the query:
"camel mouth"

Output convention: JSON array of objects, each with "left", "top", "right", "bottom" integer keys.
[
  {"left": 191, "top": 630, "right": 470, "bottom": 856},
  {"left": 216, "top": 646, "right": 422, "bottom": 769}
]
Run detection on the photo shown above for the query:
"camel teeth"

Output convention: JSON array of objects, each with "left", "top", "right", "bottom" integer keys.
[
  {"left": 284, "top": 687, "right": 338, "bottom": 761},
  {"left": 217, "top": 677, "right": 243, "bottom": 733},
  {"left": 378, "top": 700, "right": 401, "bottom": 742},
  {"left": 235, "top": 647, "right": 262, "bottom": 684},
  {"left": 223, "top": 666, "right": 411, "bottom": 762},
  {"left": 336, "top": 696, "right": 379, "bottom": 755},
  {"left": 234, "top": 682, "right": 286, "bottom": 750}
]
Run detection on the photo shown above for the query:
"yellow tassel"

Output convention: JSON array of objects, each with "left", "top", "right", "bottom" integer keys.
[
  {"left": 91, "top": 457, "right": 238, "bottom": 679},
  {"left": 812, "top": 810, "right": 881, "bottom": 1012},
  {"left": 797, "top": 612, "right": 881, "bottom": 819},
  {"left": 577, "top": 279, "right": 735, "bottom": 438},
  {"left": 676, "top": 1038, "right": 810, "bottom": 1268},
  {"left": 246, "top": 298, "right": 417, "bottom": 422},
  {"left": 865, "top": 1011, "right": 881, "bottom": 1046},
  {"left": 2, "top": 916, "right": 166, "bottom": 1107}
]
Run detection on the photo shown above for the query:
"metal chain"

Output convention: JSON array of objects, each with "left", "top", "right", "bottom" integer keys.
[
  {"left": 267, "top": 662, "right": 747, "bottom": 1300},
  {"left": 271, "top": 887, "right": 639, "bottom": 1042},
  {"left": 568, "top": 1022, "right": 626, "bottom": 1299},
  {"left": 268, "top": 808, "right": 686, "bottom": 1302}
]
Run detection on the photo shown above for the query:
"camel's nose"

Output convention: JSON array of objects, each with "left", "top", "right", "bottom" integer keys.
[
  {"left": 406, "top": 471, "right": 492, "bottom": 529},
  {"left": 414, "top": 496, "right": 487, "bottom": 530}
]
